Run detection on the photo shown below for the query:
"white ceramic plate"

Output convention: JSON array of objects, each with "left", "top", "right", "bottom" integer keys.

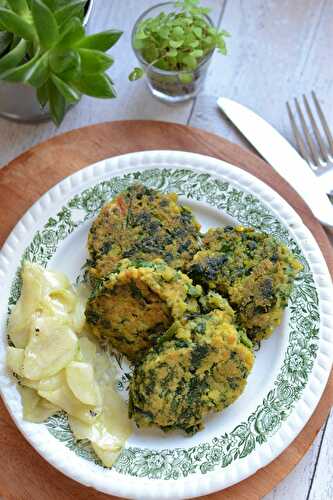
[{"left": 0, "top": 151, "right": 332, "bottom": 500}]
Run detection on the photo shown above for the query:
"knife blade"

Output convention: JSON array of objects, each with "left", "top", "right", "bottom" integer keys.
[{"left": 217, "top": 97, "right": 333, "bottom": 229}]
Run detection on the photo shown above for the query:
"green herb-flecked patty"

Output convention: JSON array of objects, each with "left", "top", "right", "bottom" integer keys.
[
  {"left": 85, "top": 259, "right": 203, "bottom": 362},
  {"left": 129, "top": 308, "right": 254, "bottom": 434},
  {"left": 188, "top": 226, "right": 302, "bottom": 343},
  {"left": 88, "top": 184, "right": 201, "bottom": 279}
]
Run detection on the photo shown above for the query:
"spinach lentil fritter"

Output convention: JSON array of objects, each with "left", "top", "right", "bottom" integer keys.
[
  {"left": 129, "top": 309, "right": 254, "bottom": 434},
  {"left": 85, "top": 259, "right": 203, "bottom": 361},
  {"left": 88, "top": 184, "right": 201, "bottom": 279},
  {"left": 188, "top": 226, "right": 302, "bottom": 343}
]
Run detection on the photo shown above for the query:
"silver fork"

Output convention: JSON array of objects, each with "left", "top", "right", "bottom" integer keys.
[{"left": 287, "top": 91, "right": 333, "bottom": 195}]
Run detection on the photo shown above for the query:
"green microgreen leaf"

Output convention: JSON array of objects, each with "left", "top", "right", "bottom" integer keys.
[
  {"left": 179, "top": 72, "right": 194, "bottom": 84},
  {"left": 75, "top": 30, "right": 122, "bottom": 51},
  {"left": 133, "top": 0, "right": 230, "bottom": 74},
  {"left": 182, "top": 54, "right": 197, "bottom": 69},
  {"left": 193, "top": 26, "right": 202, "bottom": 38},
  {"left": 72, "top": 73, "right": 116, "bottom": 98},
  {"left": 0, "top": 38, "right": 26, "bottom": 72},
  {"left": 51, "top": 73, "right": 80, "bottom": 103},
  {"left": 31, "top": 0, "right": 59, "bottom": 50},
  {"left": 78, "top": 48, "right": 113, "bottom": 74},
  {"left": 169, "top": 40, "right": 183, "bottom": 48},
  {"left": 0, "top": 7, "right": 35, "bottom": 40},
  {"left": 128, "top": 66, "right": 144, "bottom": 81}
]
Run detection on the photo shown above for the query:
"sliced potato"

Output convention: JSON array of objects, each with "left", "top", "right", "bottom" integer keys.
[
  {"left": 38, "top": 384, "right": 99, "bottom": 424},
  {"left": 68, "top": 415, "right": 93, "bottom": 441},
  {"left": 38, "top": 370, "right": 66, "bottom": 392},
  {"left": 24, "top": 317, "right": 78, "bottom": 380},
  {"left": 8, "top": 263, "right": 77, "bottom": 348},
  {"left": 18, "top": 385, "right": 59, "bottom": 423},
  {"left": 8, "top": 263, "right": 43, "bottom": 348},
  {"left": 44, "top": 269, "right": 71, "bottom": 293},
  {"left": 102, "top": 386, "right": 132, "bottom": 441},
  {"left": 92, "top": 442, "right": 122, "bottom": 467},
  {"left": 66, "top": 361, "right": 101, "bottom": 406},
  {"left": 7, "top": 347, "right": 25, "bottom": 376},
  {"left": 71, "top": 284, "right": 90, "bottom": 333},
  {"left": 19, "top": 377, "right": 40, "bottom": 390},
  {"left": 69, "top": 416, "right": 122, "bottom": 467},
  {"left": 77, "top": 337, "right": 97, "bottom": 364}
]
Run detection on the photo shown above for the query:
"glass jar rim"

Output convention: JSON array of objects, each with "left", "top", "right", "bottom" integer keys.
[{"left": 131, "top": 1, "right": 215, "bottom": 76}]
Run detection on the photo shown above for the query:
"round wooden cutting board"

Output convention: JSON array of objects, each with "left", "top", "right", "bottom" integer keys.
[{"left": 0, "top": 121, "right": 332, "bottom": 500}]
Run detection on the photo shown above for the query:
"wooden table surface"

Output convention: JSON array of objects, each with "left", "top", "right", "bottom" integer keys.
[{"left": 0, "top": 1, "right": 332, "bottom": 499}]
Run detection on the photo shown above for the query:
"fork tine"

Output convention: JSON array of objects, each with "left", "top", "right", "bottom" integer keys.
[
  {"left": 312, "top": 91, "right": 333, "bottom": 156},
  {"left": 294, "top": 97, "right": 319, "bottom": 165},
  {"left": 303, "top": 94, "right": 328, "bottom": 163},
  {"left": 286, "top": 101, "right": 314, "bottom": 166}
]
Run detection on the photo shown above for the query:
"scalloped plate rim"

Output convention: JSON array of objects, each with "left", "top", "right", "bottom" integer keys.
[{"left": 0, "top": 150, "right": 332, "bottom": 500}]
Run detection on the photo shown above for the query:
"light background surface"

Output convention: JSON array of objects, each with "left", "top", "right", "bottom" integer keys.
[{"left": 0, "top": 1, "right": 332, "bottom": 498}]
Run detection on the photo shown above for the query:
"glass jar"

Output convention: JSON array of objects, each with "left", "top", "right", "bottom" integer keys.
[{"left": 132, "top": 2, "right": 214, "bottom": 104}]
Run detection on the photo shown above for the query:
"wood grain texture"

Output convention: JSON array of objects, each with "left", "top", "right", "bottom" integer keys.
[
  {"left": 1, "top": 0, "right": 333, "bottom": 497},
  {"left": 0, "top": 121, "right": 332, "bottom": 500},
  {"left": 308, "top": 410, "right": 333, "bottom": 500}
]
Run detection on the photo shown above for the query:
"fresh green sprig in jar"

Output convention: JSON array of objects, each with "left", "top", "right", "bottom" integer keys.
[{"left": 130, "top": 0, "right": 230, "bottom": 84}]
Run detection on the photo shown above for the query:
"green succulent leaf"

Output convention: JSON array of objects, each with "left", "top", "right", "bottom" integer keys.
[
  {"left": 51, "top": 73, "right": 80, "bottom": 103},
  {"left": 78, "top": 48, "right": 113, "bottom": 74},
  {"left": 0, "top": 8, "right": 35, "bottom": 40},
  {"left": 41, "top": 0, "right": 57, "bottom": 10},
  {"left": 0, "top": 38, "right": 26, "bottom": 73},
  {"left": 57, "top": 17, "right": 85, "bottom": 48},
  {"left": 24, "top": 51, "right": 49, "bottom": 86},
  {"left": 0, "top": 50, "right": 49, "bottom": 86},
  {"left": 49, "top": 47, "right": 80, "bottom": 75},
  {"left": 55, "top": 0, "right": 85, "bottom": 26},
  {"left": 6, "top": 0, "right": 29, "bottom": 15},
  {"left": 31, "top": 0, "right": 59, "bottom": 50},
  {"left": 75, "top": 30, "right": 122, "bottom": 51},
  {"left": 37, "top": 82, "right": 48, "bottom": 107},
  {"left": 73, "top": 73, "right": 116, "bottom": 98},
  {"left": 0, "top": 31, "right": 13, "bottom": 55},
  {"left": 48, "top": 79, "right": 66, "bottom": 125}
]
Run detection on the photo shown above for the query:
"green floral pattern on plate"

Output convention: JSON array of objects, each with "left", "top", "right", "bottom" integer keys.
[{"left": 8, "top": 168, "right": 319, "bottom": 479}]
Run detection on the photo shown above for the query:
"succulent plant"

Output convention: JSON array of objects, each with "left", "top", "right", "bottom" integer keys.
[{"left": 0, "top": 0, "right": 122, "bottom": 125}]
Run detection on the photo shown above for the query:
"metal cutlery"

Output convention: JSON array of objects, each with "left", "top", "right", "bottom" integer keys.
[
  {"left": 217, "top": 97, "right": 333, "bottom": 228},
  {"left": 287, "top": 91, "right": 333, "bottom": 194}
]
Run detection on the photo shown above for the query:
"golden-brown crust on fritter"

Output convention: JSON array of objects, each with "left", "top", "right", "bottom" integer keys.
[
  {"left": 85, "top": 259, "right": 202, "bottom": 361},
  {"left": 188, "top": 226, "right": 302, "bottom": 342},
  {"left": 88, "top": 184, "right": 201, "bottom": 279},
  {"left": 129, "top": 309, "right": 254, "bottom": 434}
]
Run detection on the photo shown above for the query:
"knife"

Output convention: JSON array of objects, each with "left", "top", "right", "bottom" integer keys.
[{"left": 217, "top": 97, "right": 333, "bottom": 229}]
